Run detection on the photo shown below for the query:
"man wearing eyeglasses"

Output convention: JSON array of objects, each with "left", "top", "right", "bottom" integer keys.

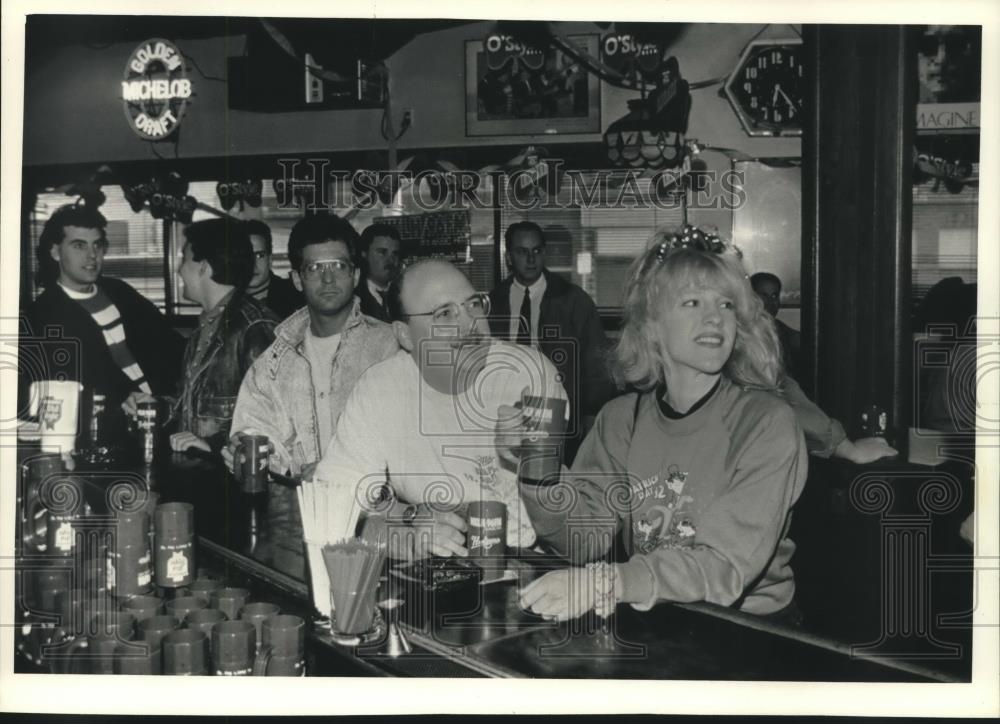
[
  {"left": 227, "top": 215, "right": 399, "bottom": 479},
  {"left": 244, "top": 219, "right": 305, "bottom": 320},
  {"left": 488, "top": 221, "right": 615, "bottom": 464},
  {"left": 313, "top": 259, "right": 568, "bottom": 558},
  {"left": 18, "top": 203, "right": 184, "bottom": 425}
]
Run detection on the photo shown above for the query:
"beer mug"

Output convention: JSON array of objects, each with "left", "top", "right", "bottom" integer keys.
[
  {"left": 237, "top": 435, "right": 271, "bottom": 494},
  {"left": 517, "top": 395, "right": 567, "bottom": 485},
  {"left": 23, "top": 474, "right": 87, "bottom": 556},
  {"left": 19, "top": 453, "right": 64, "bottom": 554},
  {"left": 29, "top": 380, "right": 83, "bottom": 454}
]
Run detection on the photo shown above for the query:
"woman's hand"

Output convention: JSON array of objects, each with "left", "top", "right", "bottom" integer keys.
[
  {"left": 834, "top": 437, "right": 898, "bottom": 464},
  {"left": 518, "top": 568, "right": 596, "bottom": 621}
]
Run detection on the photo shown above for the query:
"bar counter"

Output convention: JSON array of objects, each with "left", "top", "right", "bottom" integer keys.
[{"left": 14, "top": 443, "right": 969, "bottom": 682}]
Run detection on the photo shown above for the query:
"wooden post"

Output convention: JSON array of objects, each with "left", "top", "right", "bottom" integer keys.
[{"left": 801, "top": 25, "right": 917, "bottom": 443}]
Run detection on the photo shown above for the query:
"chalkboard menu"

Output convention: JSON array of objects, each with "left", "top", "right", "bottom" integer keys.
[{"left": 374, "top": 210, "right": 471, "bottom": 263}]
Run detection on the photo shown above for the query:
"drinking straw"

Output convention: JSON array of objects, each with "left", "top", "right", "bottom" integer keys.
[
  {"left": 296, "top": 473, "right": 375, "bottom": 621},
  {"left": 321, "top": 537, "right": 386, "bottom": 634}
]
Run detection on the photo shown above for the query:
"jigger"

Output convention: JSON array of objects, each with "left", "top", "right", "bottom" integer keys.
[{"left": 377, "top": 598, "right": 410, "bottom": 657}]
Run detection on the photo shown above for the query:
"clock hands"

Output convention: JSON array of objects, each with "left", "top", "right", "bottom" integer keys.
[
  {"left": 725, "top": 41, "right": 804, "bottom": 135},
  {"left": 777, "top": 85, "right": 797, "bottom": 109}
]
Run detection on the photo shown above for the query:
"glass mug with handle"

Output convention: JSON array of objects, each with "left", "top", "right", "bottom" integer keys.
[
  {"left": 53, "top": 609, "right": 136, "bottom": 675},
  {"left": 252, "top": 614, "right": 306, "bottom": 677},
  {"left": 212, "top": 620, "right": 256, "bottom": 676},
  {"left": 23, "top": 474, "right": 87, "bottom": 558},
  {"left": 19, "top": 453, "right": 64, "bottom": 554}
]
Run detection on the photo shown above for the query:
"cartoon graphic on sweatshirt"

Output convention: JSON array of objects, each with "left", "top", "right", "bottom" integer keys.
[{"left": 632, "top": 465, "right": 696, "bottom": 553}]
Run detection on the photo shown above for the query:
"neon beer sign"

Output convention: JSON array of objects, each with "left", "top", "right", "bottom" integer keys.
[{"left": 122, "top": 39, "right": 192, "bottom": 140}]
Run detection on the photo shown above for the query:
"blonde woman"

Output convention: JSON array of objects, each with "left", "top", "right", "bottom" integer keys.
[{"left": 514, "top": 225, "right": 808, "bottom": 624}]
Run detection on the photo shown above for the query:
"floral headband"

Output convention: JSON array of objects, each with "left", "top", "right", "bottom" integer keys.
[
  {"left": 654, "top": 224, "right": 729, "bottom": 260},
  {"left": 638, "top": 224, "right": 748, "bottom": 285}
]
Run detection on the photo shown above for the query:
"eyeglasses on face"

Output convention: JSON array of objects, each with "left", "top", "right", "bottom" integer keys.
[
  {"left": 402, "top": 292, "right": 491, "bottom": 324},
  {"left": 299, "top": 259, "right": 354, "bottom": 280}
]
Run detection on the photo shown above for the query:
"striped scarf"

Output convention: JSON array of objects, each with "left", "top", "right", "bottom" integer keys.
[{"left": 70, "top": 285, "right": 152, "bottom": 394}]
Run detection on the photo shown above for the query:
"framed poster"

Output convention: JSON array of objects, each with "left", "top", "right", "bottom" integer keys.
[
  {"left": 916, "top": 25, "right": 981, "bottom": 133},
  {"left": 465, "top": 35, "right": 601, "bottom": 137}
]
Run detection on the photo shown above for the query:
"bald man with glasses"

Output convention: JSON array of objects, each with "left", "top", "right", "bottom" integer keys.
[
  {"left": 227, "top": 214, "right": 399, "bottom": 479},
  {"left": 312, "top": 259, "right": 567, "bottom": 559}
]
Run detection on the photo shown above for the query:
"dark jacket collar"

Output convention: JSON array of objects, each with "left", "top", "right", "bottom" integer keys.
[{"left": 498, "top": 268, "right": 570, "bottom": 300}]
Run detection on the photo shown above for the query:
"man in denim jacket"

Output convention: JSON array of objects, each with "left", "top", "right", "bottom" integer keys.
[
  {"left": 227, "top": 215, "right": 399, "bottom": 479},
  {"left": 168, "top": 218, "right": 278, "bottom": 453}
]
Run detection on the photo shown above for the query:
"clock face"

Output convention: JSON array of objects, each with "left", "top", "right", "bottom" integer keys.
[{"left": 724, "top": 40, "right": 804, "bottom": 137}]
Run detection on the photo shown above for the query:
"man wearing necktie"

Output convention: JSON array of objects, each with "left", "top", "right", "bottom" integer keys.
[
  {"left": 489, "top": 221, "right": 616, "bottom": 464},
  {"left": 356, "top": 223, "right": 402, "bottom": 322}
]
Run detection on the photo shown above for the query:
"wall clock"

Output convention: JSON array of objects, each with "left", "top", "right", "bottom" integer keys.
[{"left": 724, "top": 39, "right": 804, "bottom": 137}]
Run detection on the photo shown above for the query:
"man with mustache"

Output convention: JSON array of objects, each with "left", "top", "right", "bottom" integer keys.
[
  {"left": 312, "top": 259, "right": 567, "bottom": 558},
  {"left": 227, "top": 214, "right": 399, "bottom": 479}
]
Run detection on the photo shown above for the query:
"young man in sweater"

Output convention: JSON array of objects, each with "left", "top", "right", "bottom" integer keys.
[{"left": 18, "top": 204, "right": 183, "bottom": 424}]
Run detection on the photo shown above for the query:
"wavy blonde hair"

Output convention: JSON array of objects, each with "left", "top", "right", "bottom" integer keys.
[{"left": 614, "top": 227, "right": 783, "bottom": 392}]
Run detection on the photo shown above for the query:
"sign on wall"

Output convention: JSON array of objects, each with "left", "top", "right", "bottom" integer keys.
[
  {"left": 374, "top": 210, "right": 471, "bottom": 263},
  {"left": 465, "top": 34, "right": 601, "bottom": 137},
  {"left": 121, "top": 38, "right": 192, "bottom": 141}
]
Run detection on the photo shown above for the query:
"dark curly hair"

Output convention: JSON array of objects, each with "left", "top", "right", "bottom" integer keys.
[
  {"left": 183, "top": 217, "right": 254, "bottom": 290},
  {"left": 243, "top": 219, "right": 273, "bottom": 254},
  {"left": 36, "top": 204, "right": 108, "bottom": 285},
  {"left": 287, "top": 214, "right": 360, "bottom": 271}
]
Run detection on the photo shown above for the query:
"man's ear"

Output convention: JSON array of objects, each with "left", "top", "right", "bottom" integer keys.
[
  {"left": 291, "top": 270, "right": 303, "bottom": 293},
  {"left": 352, "top": 266, "right": 361, "bottom": 288},
  {"left": 392, "top": 320, "right": 413, "bottom": 352},
  {"left": 504, "top": 250, "right": 512, "bottom": 271},
  {"left": 49, "top": 243, "right": 61, "bottom": 263}
]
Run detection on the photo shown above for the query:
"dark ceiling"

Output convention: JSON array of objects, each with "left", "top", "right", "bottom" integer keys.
[{"left": 24, "top": 15, "right": 475, "bottom": 66}]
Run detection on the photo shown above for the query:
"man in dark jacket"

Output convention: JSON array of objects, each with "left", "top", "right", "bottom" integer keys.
[
  {"left": 355, "top": 223, "right": 402, "bottom": 322},
  {"left": 168, "top": 218, "right": 278, "bottom": 453},
  {"left": 245, "top": 219, "right": 304, "bottom": 319},
  {"left": 18, "top": 203, "right": 183, "bottom": 423},
  {"left": 488, "top": 221, "right": 616, "bottom": 463},
  {"left": 750, "top": 272, "right": 802, "bottom": 380}
]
